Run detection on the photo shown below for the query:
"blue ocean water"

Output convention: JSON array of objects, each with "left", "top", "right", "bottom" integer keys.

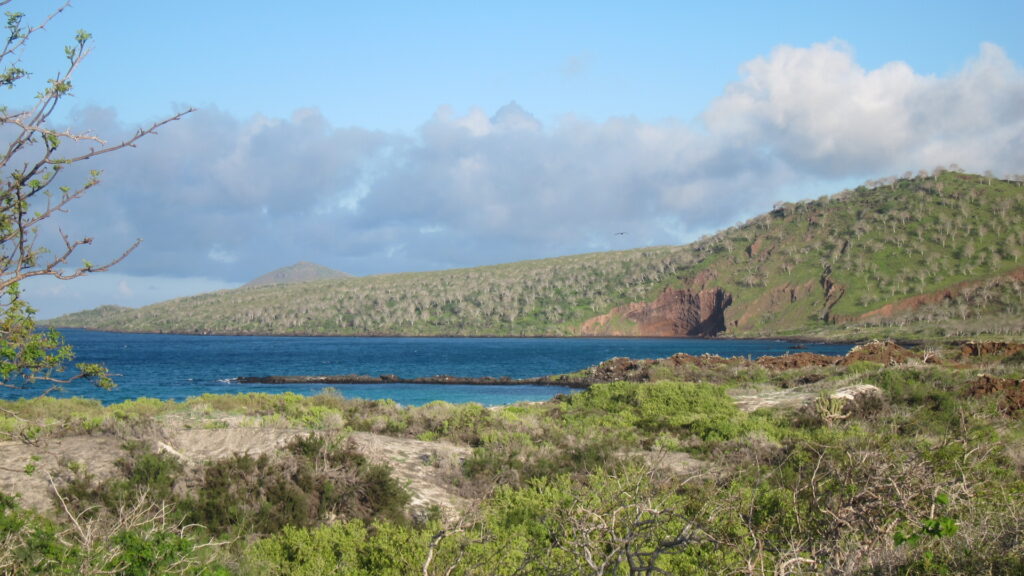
[{"left": 5, "top": 330, "right": 853, "bottom": 406}]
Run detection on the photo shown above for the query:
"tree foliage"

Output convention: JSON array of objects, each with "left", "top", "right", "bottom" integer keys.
[{"left": 0, "top": 1, "right": 191, "bottom": 395}]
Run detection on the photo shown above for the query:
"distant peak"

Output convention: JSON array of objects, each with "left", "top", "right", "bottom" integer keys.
[{"left": 244, "top": 262, "right": 351, "bottom": 288}]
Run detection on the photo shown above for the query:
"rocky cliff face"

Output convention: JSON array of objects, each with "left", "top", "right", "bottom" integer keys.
[
  {"left": 730, "top": 280, "right": 817, "bottom": 330},
  {"left": 580, "top": 286, "right": 733, "bottom": 337}
]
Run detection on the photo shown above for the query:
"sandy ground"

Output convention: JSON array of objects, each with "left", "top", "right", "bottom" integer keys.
[
  {"left": 0, "top": 419, "right": 712, "bottom": 520},
  {"left": 0, "top": 434, "right": 126, "bottom": 512},
  {"left": 7, "top": 379, "right": 868, "bottom": 519},
  {"left": 0, "top": 422, "right": 473, "bottom": 518},
  {"left": 1, "top": 384, "right": 877, "bottom": 518}
]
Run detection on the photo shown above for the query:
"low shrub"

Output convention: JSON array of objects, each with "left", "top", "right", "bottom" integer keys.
[
  {"left": 406, "top": 401, "right": 492, "bottom": 444},
  {"left": 185, "top": 433, "right": 409, "bottom": 536},
  {"left": 54, "top": 441, "right": 184, "bottom": 525},
  {"left": 111, "top": 397, "right": 174, "bottom": 421},
  {"left": 243, "top": 520, "right": 431, "bottom": 576},
  {"left": 562, "top": 380, "right": 759, "bottom": 443},
  {"left": 870, "top": 367, "right": 965, "bottom": 433},
  {"left": 2, "top": 488, "right": 226, "bottom": 575}
]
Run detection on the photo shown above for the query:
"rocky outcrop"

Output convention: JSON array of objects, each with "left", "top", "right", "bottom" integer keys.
[
  {"left": 756, "top": 352, "right": 839, "bottom": 370},
  {"left": 746, "top": 237, "right": 773, "bottom": 260},
  {"left": 819, "top": 265, "right": 846, "bottom": 322},
  {"left": 733, "top": 280, "right": 817, "bottom": 330},
  {"left": 237, "top": 373, "right": 589, "bottom": 388},
  {"left": 968, "top": 374, "right": 1024, "bottom": 415},
  {"left": 728, "top": 265, "right": 845, "bottom": 331},
  {"left": 840, "top": 340, "right": 916, "bottom": 365},
  {"left": 587, "top": 357, "right": 656, "bottom": 382},
  {"left": 580, "top": 285, "right": 733, "bottom": 337},
  {"left": 961, "top": 341, "right": 1024, "bottom": 357}
]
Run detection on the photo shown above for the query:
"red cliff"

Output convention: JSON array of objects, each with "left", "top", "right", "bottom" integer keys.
[{"left": 580, "top": 286, "right": 733, "bottom": 337}]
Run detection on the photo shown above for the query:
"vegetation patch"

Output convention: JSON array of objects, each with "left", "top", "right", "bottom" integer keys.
[{"left": 3, "top": 347, "right": 1024, "bottom": 573}]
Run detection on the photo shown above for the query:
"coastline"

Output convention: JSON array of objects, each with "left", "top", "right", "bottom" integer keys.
[
  {"left": 236, "top": 373, "right": 590, "bottom": 389},
  {"left": 47, "top": 325, "right": 865, "bottom": 345}
]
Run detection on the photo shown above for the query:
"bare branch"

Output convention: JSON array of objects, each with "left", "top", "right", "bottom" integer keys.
[
  {"left": 53, "top": 108, "right": 196, "bottom": 165},
  {"left": 0, "top": 1, "right": 71, "bottom": 62},
  {"left": 0, "top": 0, "right": 191, "bottom": 397}
]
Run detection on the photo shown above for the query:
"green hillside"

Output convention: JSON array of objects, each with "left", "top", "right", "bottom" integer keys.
[
  {"left": 52, "top": 247, "right": 697, "bottom": 336},
  {"left": 672, "top": 169, "right": 1024, "bottom": 340},
  {"left": 51, "top": 170, "right": 1024, "bottom": 340}
]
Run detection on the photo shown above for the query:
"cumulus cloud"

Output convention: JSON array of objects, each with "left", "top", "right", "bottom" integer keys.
[
  {"left": 25, "top": 41, "right": 1024, "bottom": 301},
  {"left": 43, "top": 107, "right": 397, "bottom": 281},
  {"left": 704, "top": 41, "right": 1024, "bottom": 176}
]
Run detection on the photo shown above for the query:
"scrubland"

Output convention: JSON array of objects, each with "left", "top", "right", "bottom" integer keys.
[{"left": 2, "top": 342, "right": 1023, "bottom": 574}]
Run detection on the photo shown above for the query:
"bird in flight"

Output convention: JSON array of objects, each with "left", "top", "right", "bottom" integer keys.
[{"left": 614, "top": 231, "right": 627, "bottom": 236}]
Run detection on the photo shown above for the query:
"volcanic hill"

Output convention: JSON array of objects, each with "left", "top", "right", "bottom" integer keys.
[{"left": 51, "top": 170, "right": 1024, "bottom": 341}]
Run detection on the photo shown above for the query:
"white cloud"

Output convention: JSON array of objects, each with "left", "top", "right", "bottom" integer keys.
[
  {"left": 704, "top": 41, "right": 1024, "bottom": 175},
  {"left": 16, "top": 41, "right": 1024, "bottom": 317}
]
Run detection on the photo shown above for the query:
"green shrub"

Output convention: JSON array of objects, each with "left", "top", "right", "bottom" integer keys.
[
  {"left": 187, "top": 453, "right": 267, "bottom": 534},
  {"left": 56, "top": 442, "right": 184, "bottom": 521},
  {"left": 869, "top": 367, "right": 964, "bottom": 433},
  {"left": 405, "top": 401, "right": 494, "bottom": 444},
  {"left": 0, "top": 396, "right": 104, "bottom": 422},
  {"left": 185, "top": 433, "right": 409, "bottom": 536},
  {"left": 479, "top": 465, "right": 705, "bottom": 574},
  {"left": 243, "top": 520, "right": 430, "bottom": 576},
  {"left": 0, "top": 414, "right": 18, "bottom": 437},
  {"left": 0, "top": 396, "right": 109, "bottom": 440},
  {"left": 2, "top": 489, "right": 222, "bottom": 576},
  {"left": 0, "top": 491, "right": 72, "bottom": 574},
  {"left": 110, "top": 528, "right": 203, "bottom": 576},
  {"left": 243, "top": 522, "right": 369, "bottom": 576},
  {"left": 112, "top": 397, "right": 174, "bottom": 420},
  {"left": 116, "top": 443, "right": 183, "bottom": 503},
  {"left": 462, "top": 430, "right": 536, "bottom": 481},
  {"left": 563, "top": 380, "right": 758, "bottom": 443}
]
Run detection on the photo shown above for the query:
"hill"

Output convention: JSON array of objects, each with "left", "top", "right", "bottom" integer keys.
[
  {"left": 243, "top": 261, "right": 351, "bottom": 288},
  {"left": 47, "top": 305, "right": 133, "bottom": 328},
  {"left": 50, "top": 170, "right": 1024, "bottom": 340}
]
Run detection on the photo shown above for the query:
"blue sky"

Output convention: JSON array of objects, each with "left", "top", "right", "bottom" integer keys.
[
  {"left": 34, "top": 1, "right": 1021, "bottom": 129},
  {"left": 11, "top": 0, "right": 1024, "bottom": 318}
]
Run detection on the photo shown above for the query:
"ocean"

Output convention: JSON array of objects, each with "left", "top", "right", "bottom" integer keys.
[{"left": 4, "top": 330, "right": 853, "bottom": 405}]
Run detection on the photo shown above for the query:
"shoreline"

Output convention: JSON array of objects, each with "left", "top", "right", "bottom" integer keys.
[
  {"left": 236, "top": 374, "right": 590, "bottom": 389},
  {"left": 47, "top": 326, "right": 865, "bottom": 345}
]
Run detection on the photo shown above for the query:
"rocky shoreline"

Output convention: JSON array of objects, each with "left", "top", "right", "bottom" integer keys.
[
  {"left": 238, "top": 339, "right": 1021, "bottom": 390},
  {"left": 236, "top": 373, "right": 590, "bottom": 388}
]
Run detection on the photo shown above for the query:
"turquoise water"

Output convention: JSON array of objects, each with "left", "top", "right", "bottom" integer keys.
[{"left": 5, "top": 330, "right": 853, "bottom": 405}]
